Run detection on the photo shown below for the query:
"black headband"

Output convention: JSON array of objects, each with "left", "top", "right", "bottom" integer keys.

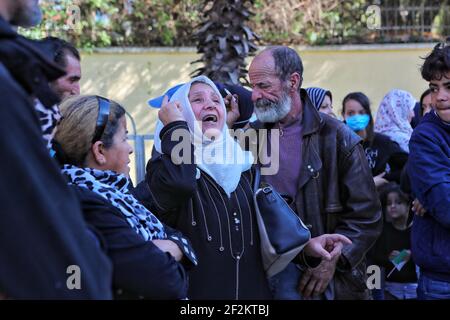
[{"left": 92, "top": 96, "right": 111, "bottom": 144}]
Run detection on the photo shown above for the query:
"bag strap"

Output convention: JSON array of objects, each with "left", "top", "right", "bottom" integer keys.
[{"left": 253, "top": 165, "right": 261, "bottom": 194}]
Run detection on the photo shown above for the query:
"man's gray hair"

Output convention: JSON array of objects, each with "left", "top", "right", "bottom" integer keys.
[{"left": 268, "top": 46, "right": 303, "bottom": 82}]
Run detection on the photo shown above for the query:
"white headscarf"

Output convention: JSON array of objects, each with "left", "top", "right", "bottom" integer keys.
[
  {"left": 154, "top": 76, "right": 254, "bottom": 197},
  {"left": 374, "top": 89, "right": 416, "bottom": 153}
]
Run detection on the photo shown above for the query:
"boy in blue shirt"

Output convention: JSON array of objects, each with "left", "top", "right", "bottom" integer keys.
[{"left": 407, "top": 41, "right": 450, "bottom": 299}]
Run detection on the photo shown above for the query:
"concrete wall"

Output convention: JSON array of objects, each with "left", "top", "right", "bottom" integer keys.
[{"left": 79, "top": 44, "right": 436, "bottom": 182}]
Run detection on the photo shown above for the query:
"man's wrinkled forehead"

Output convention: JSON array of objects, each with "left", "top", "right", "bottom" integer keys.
[
  {"left": 251, "top": 50, "right": 276, "bottom": 71},
  {"left": 249, "top": 52, "right": 280, "bottom": 82}
]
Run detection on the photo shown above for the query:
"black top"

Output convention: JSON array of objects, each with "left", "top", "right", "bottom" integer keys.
[
  {"left": 72, "top": 186, "right": 192, "bottom": 300},
  {"left": 0, "top": 17, "right": 112, "bottom": 299},
  {"left": 363, "top": 133, "right": 408, "bottom": 183},
  {"left": 135, "top": 121, "right": 272, "bottom": 300},
  {"left": 369, "top": 223, "right": 417, "bottom": 283}
]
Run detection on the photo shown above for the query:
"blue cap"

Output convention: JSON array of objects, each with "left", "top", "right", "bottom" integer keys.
[{"left": 147, "top": 84, "right": 184, "bottom": 108}]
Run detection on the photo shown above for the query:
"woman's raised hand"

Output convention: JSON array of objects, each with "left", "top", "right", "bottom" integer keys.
[
  {"left": 158, "top": 95, "right": 185, "bottom": 126},
  {"left": 224, "top": 92, "right": 240, "bottom": 128}
]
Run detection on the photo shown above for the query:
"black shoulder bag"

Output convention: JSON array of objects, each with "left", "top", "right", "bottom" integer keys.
[{"left": 253, "top": 166, "right": 311, "bottom": 278}]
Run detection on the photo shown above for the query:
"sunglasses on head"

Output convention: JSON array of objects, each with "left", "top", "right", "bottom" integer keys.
[{"left": 92, "top": 96, "right": 111, "bottom": 144}]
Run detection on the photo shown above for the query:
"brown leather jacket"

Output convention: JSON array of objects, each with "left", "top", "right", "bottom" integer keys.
[{"left": 250, "top": 89, "right": 382, "bottom": 299}]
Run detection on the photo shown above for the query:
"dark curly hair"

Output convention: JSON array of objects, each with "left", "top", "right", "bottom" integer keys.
[{"left": 421, "top": 40, "right": 450, "bottom": 81}]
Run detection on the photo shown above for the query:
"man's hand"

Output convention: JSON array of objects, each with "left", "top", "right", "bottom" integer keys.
[
  {"left": 299, "top": 234, "right": 351, "bottom": 298},
  {"left": 152, "top": 239, "right": 183, "bottom": 261},
  {"left": 303, "top": 233, "right": 352, "bottom": 261},
  {"left": 298, "top": 252, "right": 340, "bottom": 298},
  {"left": 224, "top": 92, "right": 240, "bottom": 128},
  {"left": 158, "top": 95, "right": 185, "bottom": 126}
]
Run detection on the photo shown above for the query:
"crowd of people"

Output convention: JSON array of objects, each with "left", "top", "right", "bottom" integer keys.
[{"left": 1, "top": 0, "right": 449, "bottom": 300}]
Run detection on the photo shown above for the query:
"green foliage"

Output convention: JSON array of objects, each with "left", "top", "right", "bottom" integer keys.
[
  {"left": 19, "top": 0, "right": 449, "bottom": 48},
  {"left": 20, "top": 0, "right": 204, "bottom": 48},
  {"left": 247, "top": 0, "right": 371, "bottom": 45}
]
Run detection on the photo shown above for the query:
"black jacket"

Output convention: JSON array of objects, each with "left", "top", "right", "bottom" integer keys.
[
  {"left": 134, "top": 122, "right": 272, "bottom": 300},
  {"left": 0, "top": 19, "right": 63, "bottom": 108},
  {"left": 0, "top": 17, "right": 112, "bottom": 299},
  {"left": 72, "top": 186, "right": 191, "bottom": 299}
]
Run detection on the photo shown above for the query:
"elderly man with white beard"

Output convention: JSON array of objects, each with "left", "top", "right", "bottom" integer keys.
[{"left": 246, "top": 46, "right": 382, "bottom": 300}]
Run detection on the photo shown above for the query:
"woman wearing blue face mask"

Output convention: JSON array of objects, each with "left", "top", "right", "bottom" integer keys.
[{"left": 342, "top": 92, "right": 408, "bottom": 189}]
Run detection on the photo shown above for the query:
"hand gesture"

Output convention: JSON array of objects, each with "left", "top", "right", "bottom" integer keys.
[
  {"left": 303, "top": 233, "right": 352, "bottom": 261},
  {"left": 373, "top": 172, "right": 388, "bottom": 188},
  {"left": 158, "top": 95, "right": 185, "bottom": 126},
  {"left": 224, "top": 92, "right": 240, "bottom": 128},
  {"left": 299, "top": 234, "right": 351, "bottom": 298}
]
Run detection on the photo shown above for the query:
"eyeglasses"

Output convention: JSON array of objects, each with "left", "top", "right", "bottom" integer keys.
[{"left": 92, "top": 96, "right": 111, "bottom": 143}]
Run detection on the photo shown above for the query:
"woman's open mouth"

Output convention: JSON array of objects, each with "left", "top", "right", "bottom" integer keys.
[{"left": 202, "top": 114, "right": 218, "bottom": 123}]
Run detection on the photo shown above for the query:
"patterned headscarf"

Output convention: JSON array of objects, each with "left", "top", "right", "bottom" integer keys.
[
  {"left": 61, "top": 165, "right": 167, "bottom": 241},
  {"left": 306, "top": 87, "right": 332, "bottom": 110},
  {"left": 34, "top": 99, "right": 61, "bottom": 153},
  {"left": 374, "top": 89, "right": 416, "bottom": 152},
  {"left": 61, "top": 165, "right": 198, "bottom": 267}
]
